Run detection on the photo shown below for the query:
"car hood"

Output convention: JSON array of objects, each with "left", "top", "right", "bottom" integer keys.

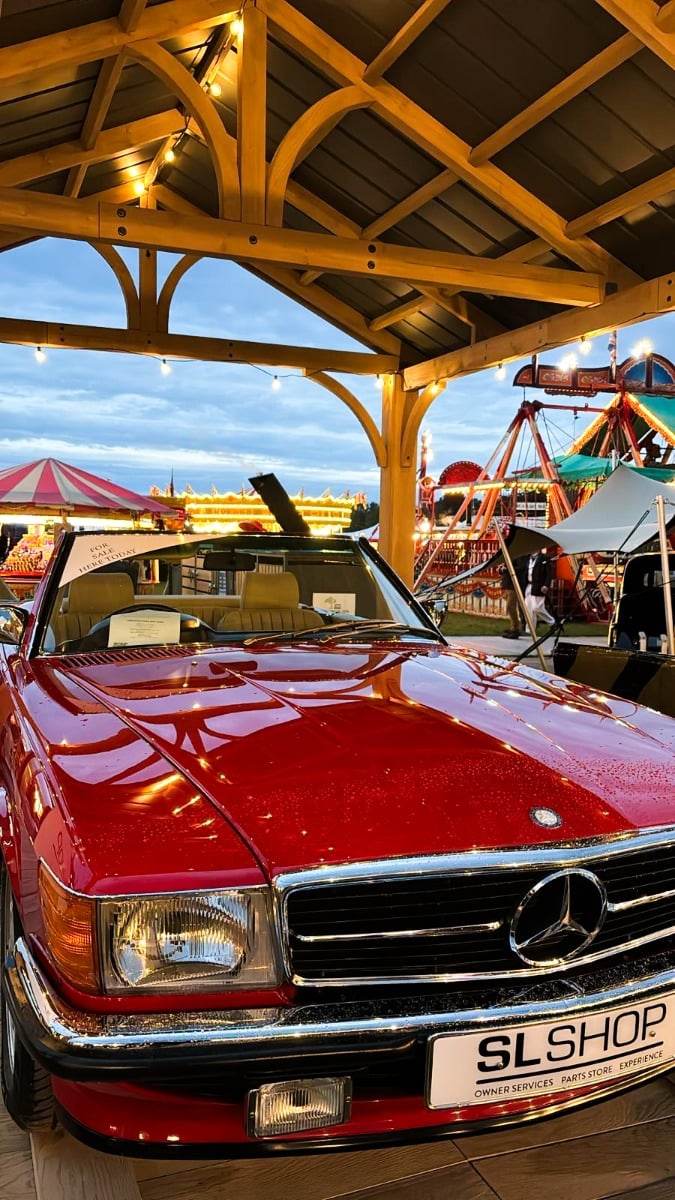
[{"left": 57, "top": 641, "right": 675, "bottom": 877}]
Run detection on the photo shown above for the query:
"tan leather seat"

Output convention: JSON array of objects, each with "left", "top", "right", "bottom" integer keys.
[
  {"left": 55, "top": 572, "right": 136, "bottom": 643},
  {"left": 218, "top": 572, "right": 323, "bottom": 633}
]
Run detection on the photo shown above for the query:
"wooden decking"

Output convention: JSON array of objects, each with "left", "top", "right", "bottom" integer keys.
[{"left": 4, "top": 1075, "right": 675, "bottom": 1199}]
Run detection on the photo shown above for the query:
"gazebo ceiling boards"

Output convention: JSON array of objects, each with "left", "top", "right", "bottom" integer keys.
[{"left": 0, "top": 0, "right": 673, "bottom": 583}]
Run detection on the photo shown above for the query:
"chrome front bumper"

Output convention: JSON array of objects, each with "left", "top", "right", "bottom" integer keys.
[{"left": 5, "top": 937, "right": 675, "bottom": 1083}]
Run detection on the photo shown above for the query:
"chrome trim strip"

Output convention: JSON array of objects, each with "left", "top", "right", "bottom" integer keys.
[
  {"left": 294, "top": 921, "right": 502, "bottom": 943},
  {"left": 6, "top": 938, "right": 675, "bottom": 1065},
  {"left": 275, "top": 824, "right": 675, "bottom": 894},
  {"left": 277, "top": 825, "right": 675, "bottom": 988},
  {"left": 610, "top": 887, "right": 675, "bottom": 912}
]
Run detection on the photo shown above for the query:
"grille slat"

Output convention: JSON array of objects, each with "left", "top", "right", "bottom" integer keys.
[{"left": 284, "top": 839, "right": 675, "bottom": 984}]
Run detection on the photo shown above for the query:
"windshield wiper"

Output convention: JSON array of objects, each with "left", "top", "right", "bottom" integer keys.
[{"left": 243, "top": 619, "right": 445, "bottom": 647}]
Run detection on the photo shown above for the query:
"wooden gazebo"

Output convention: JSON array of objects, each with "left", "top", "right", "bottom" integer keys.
[{"left": 0, "top": 0, "right": 673, "bottom": 584}]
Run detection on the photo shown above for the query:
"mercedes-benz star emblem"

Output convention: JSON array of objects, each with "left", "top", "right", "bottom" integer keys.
[{"left": 509, "top": 869, "right": 607, "bottom": 967}]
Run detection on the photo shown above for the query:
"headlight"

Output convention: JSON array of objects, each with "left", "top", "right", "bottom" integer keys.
[{"left": 100, "top": 889, "right": 281, "bottom": 994}]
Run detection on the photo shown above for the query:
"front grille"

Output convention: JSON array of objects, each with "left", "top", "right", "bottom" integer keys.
[{"left": 282, "top": 832, "right": 675, "bottom": 985}]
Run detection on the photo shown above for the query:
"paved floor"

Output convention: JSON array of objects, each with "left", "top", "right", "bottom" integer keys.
[{"left": 444, "top": 632, "right": 605, "bottom": 665}]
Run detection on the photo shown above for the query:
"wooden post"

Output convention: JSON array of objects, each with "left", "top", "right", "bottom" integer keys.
[
  {"left": 655, "top": 493, "right": 675, "bottom": 655},
  {"left": 378, "top": 373, "right": 418, "bottom": 588}
]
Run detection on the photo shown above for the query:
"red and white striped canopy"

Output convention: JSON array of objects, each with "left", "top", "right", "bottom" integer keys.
[{"left": 0, "top": 458, "right": 174, "bottom": 517}]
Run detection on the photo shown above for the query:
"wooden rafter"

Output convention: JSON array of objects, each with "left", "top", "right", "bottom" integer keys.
[
  {"left": 65, "top": 57, "right": 127, "bottom": 197},
  {"left": 0, "top": 314, "right": 397, "bottom": 374},
  {"left": 0, "top": 187, "right": 607, "bottom": 306},
  {"left": 403, "top": 270, "right": 675, "bottom": 390},
  {"left": 0, "top": 0, "right": 241, "bottom": 87},
  {"left": 238, "top": 5, "right": 268, "bottom": 222},
  {"left": 594, "top": 0, "right": 675, "bottom": 70},
  {"left": 299, "top": 167, "right": 457, "bottom": 287},
  {"left": 261, "top": 0, "right": 639, "bottom": 286},
  {"left": 119, "top": 0, "right": 148, "bottom": 32},
  {"left": 152, "top": 183, "right": 400, "bottom": 354},
  {"left": 266, "top": 86, "right": 371, "bottom": 226},
  {"left": 0, "top": 112, "right": 182, "bottom": 189},
  {"left": 363, "top": 0, "right": 454, "bottom": 83},
  {"left": 470, "top": 34, "right": 640, "bottom": 165},
  {"left": 567, "top": 163, "right": 675, "bottom": 238}
]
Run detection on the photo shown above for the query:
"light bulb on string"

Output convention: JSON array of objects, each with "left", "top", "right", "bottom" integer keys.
[
  {"left": 631, "top": 337, "right": 653, "bottom": 359},
  {"left": 578, "top": 335, "right": 592, "bottom": 356},
  {"left": 160, "top": 358, "right": 171, "bottom": 376},
  {"left": 272, "top": 374, "right": 281, "bottom": 392},
  {"left": 207, "top": 81, "right": 222, "bottom": 98},
  {"left": 35, "top": 346, "right": 46, "bottom": 364},
  {"left": 164, "top": 147, "right": 176, "bottom": 164},
  {"left": 231, "top": 16, "right": 243, "bottom": 36},
  {"left": 133, "top": 179, "right": 147, "bottom": 196},
  {"left": 495, "top": 363, "right": 506, "bottom": 381},
  {"left": 373, "top": 373, "right": 383, "bottom": 389}
]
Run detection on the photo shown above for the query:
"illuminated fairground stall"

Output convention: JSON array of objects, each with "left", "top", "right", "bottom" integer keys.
[
  {"left": 414, "top": 344, "right": 675, "bottom": 619},
  {"left": 152, "top": 486, "right": 360, "bottom": 536}
]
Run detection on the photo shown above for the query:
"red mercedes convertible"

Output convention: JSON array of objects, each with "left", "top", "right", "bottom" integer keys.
[{"left": 1, "top": 528, "right": 675, "bottom": 1156}]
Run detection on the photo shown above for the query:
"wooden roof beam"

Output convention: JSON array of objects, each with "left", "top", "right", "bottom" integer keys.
[
  {"left": 403, "top": 270, "right": 675, "bottom": 390},
  {"left": 566, "top": 163, "right": 675, "bottom": 237},
  {"left": 0, "top": 0, "right": 241, "bottom": 86},
  {"left": 363, "top": 0, "right": 454, "bottom": 83},
  {"left": 238, "top": 4, "right": 268, "bottom": 222},
  {"left": 0, "top": 314, "right": 397, "bottom": 374},
  {"left": 470, "top": 33, "right": 640, "bottom": 165},
  {"left": 119, "top": 0, "right": 148, "bottom": 32},
  {"left": 300, "top": 168, "right": 458, "bottom": 286},
  {"left": 0, "top": 111, "right": 182, "bottom": 189},
  {"left": 152, "top": 183, "right": 400, "bottom": 355},
  {"left": 0, "top": 187, "right": 607, "bottom": 306},
  {"left": 261, "top": 0, "right": 639, "bottom": 287},
  {"left": 65, "top": 55, "right": 128, "bottom": 197},
  {"left": 594, "top": 0, "right": 675, "bottom": 70}
]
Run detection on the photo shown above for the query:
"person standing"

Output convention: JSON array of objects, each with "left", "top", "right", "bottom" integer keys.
[
  {"left": 501, "top": 555, "right": 528, "bottom": 638},
  {"left": 525, "top": 549, "right": 556, "bottom": 627}
]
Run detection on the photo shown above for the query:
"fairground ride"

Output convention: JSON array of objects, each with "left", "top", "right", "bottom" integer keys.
[{"left": 414, "top": 342, "right": 675, "bottom": 619}]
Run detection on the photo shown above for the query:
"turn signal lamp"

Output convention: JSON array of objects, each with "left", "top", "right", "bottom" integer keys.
[
  {"left": 247, "top": 1078, "right": 352, "bottom": 1137},
  {"left": 39, "top": 865, "right": 99, "bottom": 993}
]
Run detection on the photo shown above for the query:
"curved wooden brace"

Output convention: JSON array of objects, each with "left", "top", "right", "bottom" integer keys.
[
  {"left": 127, "top": 40, "right": 240, "bottom": 219},
  {"left": 306, "top": 371, "right": 387, "bottom": 468},
  {"left": 156, "top": 253, "right": 201, "bottom": 331},
  {"left": 92, "top": 242, "right": 141, "bottom": 328},
  {"left": 267, "top": 86, "right": 371, "bottom": 226},
  {"left": 401, "top": 381, "right": 446, "bottom": 465}
]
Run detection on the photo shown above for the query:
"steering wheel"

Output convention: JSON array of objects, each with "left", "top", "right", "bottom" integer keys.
[{"left": 57, "top": 604, "right": 218, "bottom": 653}]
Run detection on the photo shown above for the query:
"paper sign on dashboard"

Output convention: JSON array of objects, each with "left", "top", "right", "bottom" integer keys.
[
  {"left": 108, "top": 609, "right": 181, "bottom": 647},
  {"left": 312, "top": 592, "right": 356, "bottom": 615}
]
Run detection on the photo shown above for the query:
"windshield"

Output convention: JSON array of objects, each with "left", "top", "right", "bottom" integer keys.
[{"left": 36, "top": 531, "right": 441, "bottom": 656}]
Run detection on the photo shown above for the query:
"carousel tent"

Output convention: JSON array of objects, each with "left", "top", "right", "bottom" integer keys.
[{"left": 0, "top": 458, "right": 174, "bottom": 519}]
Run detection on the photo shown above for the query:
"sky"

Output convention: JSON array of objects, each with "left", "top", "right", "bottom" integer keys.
[{"left": 0, "top": 237, "right": 673, "bottom": 503}]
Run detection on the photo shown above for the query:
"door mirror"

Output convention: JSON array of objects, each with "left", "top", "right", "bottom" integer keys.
[{"left": 0, "top": 605, "right": 28, "bottom": 646}]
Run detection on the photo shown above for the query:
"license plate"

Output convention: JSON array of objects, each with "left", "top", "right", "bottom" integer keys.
[{"left": 428, "top": 997, "right": 675, "bottom": 1109}]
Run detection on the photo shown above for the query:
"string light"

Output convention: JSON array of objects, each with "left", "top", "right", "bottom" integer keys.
[
  {"left": 231, "top": 16, "right": 243, "bottom": 36},
  {"left": 429, "top": 379, "right": 441, "bottom": 396},
  {"left": 35, "top": 346, "right": 46, "bottom": 363},
  {"left": 133, "top": 179, "right": 147, "bottom": 196},
  {"left": 207, "top": 81, "right": 222, "bottom": 98},
  {"left": 578, "top": 335, "right": 592, "bottom": 356},
  {"left": 632, "top": 337, "right": 653, "bottom": 358},
  {"left": 374, "top": 373, "right": 383, "bottom": 389},
  {"left": 272, "top": 374, "right": 281, "bottom": 391},
  {"left": 160, "top": 358, "right": 172, "bottom": 376},
  {"left": 495, "top": 363, "right": 506, "bottom": 381},
  {"left": 164, "top": 147, "right": 176, "bottom": 164}
]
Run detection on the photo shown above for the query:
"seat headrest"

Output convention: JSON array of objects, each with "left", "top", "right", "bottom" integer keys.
[
  {"left": 68, "top": 572, "right": 135, "bottom": 612},
  {"left": 241, "top": 571, "right": 299, "bottom": 610}
]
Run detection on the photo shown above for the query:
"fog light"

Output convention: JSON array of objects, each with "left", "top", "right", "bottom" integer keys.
[{"left": 247, "top": 1077, "right": 352, "bottom": 1137}]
